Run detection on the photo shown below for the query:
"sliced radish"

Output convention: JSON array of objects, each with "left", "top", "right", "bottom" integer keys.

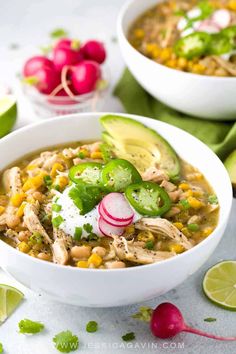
[
  {"left": 98, "top": 203, "right": 133, "bottom": 227},
  {"left": 181, "top": 28, "right": 194, "bottom": 38},
  {"left": 177, "top": 18, "right": 188, "bottom": 31},
  {"left": 212, "top": 9, "right": 231, "bottom": 29},
  {"left": 98, "top": 216, "right": 124, "bottom": 237},
  {"left": 197, "top": 20, "right": 220, "bottom": 33},
  {"left": 101, "top": 193, "right": 134, "bottom": 222}
]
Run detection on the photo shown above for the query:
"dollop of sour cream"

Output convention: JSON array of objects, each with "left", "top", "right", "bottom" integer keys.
[{"left": 52, "top": 185, "right": 141, "bottom": 239}]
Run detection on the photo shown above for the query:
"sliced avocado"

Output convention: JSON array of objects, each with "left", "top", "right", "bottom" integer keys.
[
  {"left": 224, "top": 150, "right": 236, "bottom": 187},
  {"left": 100, "top": 115, "right": 180, "bottom": 180}
]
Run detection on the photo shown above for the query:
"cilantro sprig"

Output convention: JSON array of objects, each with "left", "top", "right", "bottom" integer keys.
[
  {"left": 18, "top": 319, "right": 44, "bottom": 334},
  {"left": 53, "top": 330, "right": 79, "bottom": 353}
]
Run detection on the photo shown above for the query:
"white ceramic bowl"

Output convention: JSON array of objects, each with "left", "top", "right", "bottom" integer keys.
[
  {"left": 117, "top": 0, "right": 236, "bottom": 120},
  {"left": 0, "top": 113, "right": 232, "bottom": 307}
]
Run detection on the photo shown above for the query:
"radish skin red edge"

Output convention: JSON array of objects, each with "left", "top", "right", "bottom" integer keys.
[
  {"left": 98, "top": 216, "right": 124, "bottom": 237},
  {"left": 98, "top": 203, "right": 133, "bottom": 227},
  {"left": 101, "top": 193, "right": 134, "bottom": 222}
]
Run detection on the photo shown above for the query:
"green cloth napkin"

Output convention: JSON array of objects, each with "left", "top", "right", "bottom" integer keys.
[{"left": 114, "top": 68, "right": 236, "bottom": 160}]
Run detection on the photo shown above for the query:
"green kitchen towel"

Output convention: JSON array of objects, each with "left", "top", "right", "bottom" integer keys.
[{"left": 114, "top": 68, "right": 236, "bottom": 160}]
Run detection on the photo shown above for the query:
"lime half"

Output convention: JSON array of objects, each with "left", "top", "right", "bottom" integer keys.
[
  {"left": 0, "top": 284, "right": 24, "bottom": 323},
  {"left": 203, "top": 261, "right": 236, "bottom": 311},
  {"left": 0, "top": 95, "right": 17, "bottom": 138}
]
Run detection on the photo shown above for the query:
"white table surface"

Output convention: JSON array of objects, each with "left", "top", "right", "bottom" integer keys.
[{"left": 1, "top": 1, "right": 236, "bottom": 353}]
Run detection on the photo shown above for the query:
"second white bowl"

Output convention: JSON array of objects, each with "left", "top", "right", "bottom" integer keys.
[{"left": 117, "top": 0, "right": 236, "bottom": 120}]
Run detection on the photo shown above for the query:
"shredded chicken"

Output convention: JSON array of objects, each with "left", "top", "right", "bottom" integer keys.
[
  {"left": 23, "top": 203, "right": 52, "bottom": 244},
  {"left": 142, "top": 166, "right": 169, "bottom": 183},
  {"left": 3, "top": 167, "right": 22, "bottom": 196},
  {"left": 135, "top": 218, "right": 193, "bottom": 250},
  {"left": 52, "top": 239, "right": 69, "bottom": 265},
  {"left": 112, "top": 236, "right": 174, "bottom": 265},
  {"left": 212, "top": 56, "right": 236, "bottom": 76},
  {"left": 63, "top": 142, "right": 101, "bottom": 159}
]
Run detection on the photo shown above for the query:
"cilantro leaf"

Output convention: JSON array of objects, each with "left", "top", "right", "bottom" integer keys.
[
  {"left": 83, "top": 223, "right": 93, "bottom": 233},
  {"left": 122, "top": 332, "right": 135, "bottom": 342},
  {"left": 50, "top": 28, "right": 69, "bottom": 39},
  {"left": 208, "top": 195, "right": 218, "bottom": 204},
  {"left": 86, "top": 321, "right": 98, "bottom": 333},
  {"left": 18, "top": 319, "right": 44, "bottom": 334},
  {"left": 53, "top": 330, "right": 79, "bottom": 353}
]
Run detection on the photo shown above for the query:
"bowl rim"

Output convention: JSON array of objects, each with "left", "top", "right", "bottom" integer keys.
[
  {"left": 0, "top": 112, "right": 232, "bottom": 274},
  {"left": 117, "top": 0, "right": 236, "bottom": 82}
]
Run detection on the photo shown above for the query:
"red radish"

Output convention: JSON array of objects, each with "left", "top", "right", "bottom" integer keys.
[
  {"left": 98, "top": 216, "right": 124, "bottom": 237},
  {"left": 32, "top": 67, "right": 60, "bottom": 94},
  {"left": 212, "top": 9, "right": 231, "bottom": 29},
  {"left": 53, "top": 46, "right": 83, "bottom": 72},
  {"left": 101, "top": 193, "right": 134, "bottom": 222},
  {"left": 71, "top": 60, "right": 101, "bottom": 94},
  {"left": 23, "top": 56, "right": 54, "bottom": 77},
  {"left": 151, "top": 303, "right": 236, "bottom": 341},
  {"left": 98, "top": 203, "right": 133, "bottom": 227},
  {"left": 197, "top": 20, "right": 220, "bottom": 33},
  {"left": 82, "top": 40, "right": 106, "bottom": 64}
]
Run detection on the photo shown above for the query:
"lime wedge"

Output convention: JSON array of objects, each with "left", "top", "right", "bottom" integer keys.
[
  {"left": 0, "top": 95, "right": 17, "bottom": 138},
  {"left": 0, "top": 284, "right": 24, "bottom": 323},
  {"left": 203, "top": 261, "right": 236, "bottom": 311}
]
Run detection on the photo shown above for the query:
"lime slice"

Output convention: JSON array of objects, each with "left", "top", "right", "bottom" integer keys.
[
  {"left": 0, "top": 95, "right": 17, "bottom": 138},
  {"left": 0, "top": 284, "right": 24, "bottom": 323},
  {"left": 203, "top": 261, "right": 236, "bottom": 311}
]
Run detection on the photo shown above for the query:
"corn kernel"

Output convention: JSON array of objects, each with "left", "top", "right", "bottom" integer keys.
[
  {"left": 181, "top": 227, "right": 192, "bottom": 238},
  {"left": 23, "top": 172, "right": 47, "bottom": 191},
  {"left": 179, "top": 183, "right": 189, "bottom": 191},
  {"left": 202, "top": 227, "right": 213, "bottom": 237},
  {"left": 124, "top": 225, "right": 135, "bottom": 237},
  {"left": 16, "top": 202, "right": 27, "bottom": 218},
  {"left": 18, "top": 241, "right": 31, "bottom": 253},
  {"left": 77, "top": 260, "right": 89, "bottom": 268},
  {"left": 0, "top": 206, "right": 5, "bottom": 215},
  {"left": 51, "top": 163, "right": 64, "bottom": 178},
  {"left": 26, "top": 164, "right": 37, "bottom": 171},
  {"left": 137, "top": 231, "right": 155, "bottom": 242},
  {"left": 134, "top": 28, "right": 145, "bottom": 39},
  {"left": 193, "top": 190, "right": 203, "bottom": 198},
  {"left": 177, "top": 57, "right": 187, "bottom": 69},
  {"left": 146, "top": 43, "right": 158, "bottom": 55},
  {"left": 169, "top": 243, "right": 185, "bottom": 254},
  {"left": 228, "top": 0, "right": 236, "bottom": 11},
  {"left": 160, "top": 48, "right": 172, "bottom": 61},
  {"left": 187, "top": 197, "right": 204, "bottom": 209},
  {"left": 166, "top": 59, "right": 178, "bottom": 68},
  {"left": 58, "top": 176, "right": 68, "bottom": 188},
  {"left": 173, "top": 222, "right": 184, "bottom": 230},
  {"left": 10, "top": 193, "right": 26, "bottom": 207},
  {"left": 185, "top": 190, "right": 193, "bottom": 198},
  {"left": 28, "top": 250, "right": 38, "bottom": 258},
  {"left": 88, "top": 254, "right": 102, "bottom": 267},
  {"left": 90, "top": 151, "right": 103, "bottom": 160}
]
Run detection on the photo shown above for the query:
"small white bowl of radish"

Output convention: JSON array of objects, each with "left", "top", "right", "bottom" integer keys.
[{"left": 21, "top": 38, "right": 109, "bottom": 117}]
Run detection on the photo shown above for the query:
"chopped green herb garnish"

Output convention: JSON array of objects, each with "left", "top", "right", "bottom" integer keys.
[
  {"left": 74, "top": 227, "right": 82, "bottom": 241},
  {"left": 50, "top": 28, "right": 69, "bottom": 39},
  {"left": 53, "top": 184, "right": 61, "bottom": 192},
  {"left": 86, "top": 321, "right": 98, "bottom": 333},
  {"left": 187, "top": 223, "right": 199, "bottom": 232},
  {"left": 69, "top": 185, "right": 104, "bottom": 215},
  {"left": 122, "top": 332, "right": 135, "bottom": 342},
  {"left": 53, "top": 330, "right": 79, "bottom": 353},
  {"left": 87, "top": 233, "right": 98, "bottom": 241},
  {"left": 29, "top": 232, "right": 43, "bottom": 245},
  {"left": 44, "top": 175, "right": 52, "bottom": 187},
  {"left": 52, "top": 215, "right": 64, "bottom": 228},
  {"left": 208, "top": 195, "right": 218, "bottom": 205},
  {"left": 132, "top": 307, "right": 153, "bottom": 322},
  {"left": 83, "top": 223, "right": 93, "bottom": 233},
  {"left": 179, "top": 199, "right": 190, "bottom": 210},
  {"left": 0, "top": 343, "right": 3, "bottom": 353},
  {"left": 77, "top": 152, "right": 85, "bottom": 159},
  {"left": 145, "top": 240, "right": 154, "bottom": 250},
  {"left": 18, "top": 319, "right": 44, "bottom": 334},
  {"left": 52, "top": 204, "right": 62, "bottom": 212},
  {"left": 204, "top": 317, "right": 217, "bottom": 322}
]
